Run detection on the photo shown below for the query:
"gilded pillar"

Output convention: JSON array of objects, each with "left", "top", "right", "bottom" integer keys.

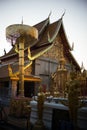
[{"left": 19, "top": 36, "right": 24, "bottom": 97}]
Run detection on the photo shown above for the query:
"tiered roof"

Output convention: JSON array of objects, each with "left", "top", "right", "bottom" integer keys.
[{"left": 0, "top": 16, "right": 81, "bottom": 79}]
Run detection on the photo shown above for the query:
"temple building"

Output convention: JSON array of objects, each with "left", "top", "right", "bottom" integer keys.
[{"left": 0, "top": 15, "right": 82, "bottom": 102}]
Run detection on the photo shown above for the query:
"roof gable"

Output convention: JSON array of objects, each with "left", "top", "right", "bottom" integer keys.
[{"left": 0, "top": 16, "right": 81, "bottom": 74}]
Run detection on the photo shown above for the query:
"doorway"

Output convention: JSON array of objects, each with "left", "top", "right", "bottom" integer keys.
[{"left": 24, "top": 82, "right": 34, "bottom": 98}]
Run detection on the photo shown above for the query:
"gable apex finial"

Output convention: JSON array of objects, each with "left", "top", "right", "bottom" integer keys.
[
  {"left": 21, "top": 16, "right": 23, "bottom": 24},
  {"left": 48, "top": 11, "right": 52, "bottom": 18},
  {"left": 61, "top": 9, "right": 66, "bottom": 19}
]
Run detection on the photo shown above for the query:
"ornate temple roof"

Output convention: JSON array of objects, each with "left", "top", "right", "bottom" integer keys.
[{"left": 0, "top": 16, "right": 81, "bottom": 79}]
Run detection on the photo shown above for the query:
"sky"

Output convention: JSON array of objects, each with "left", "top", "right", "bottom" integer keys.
[{"left": 0, "top": 0, "right": 87, "bottom": 69}]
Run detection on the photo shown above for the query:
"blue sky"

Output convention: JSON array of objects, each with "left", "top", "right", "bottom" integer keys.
[{"left": 0, "top": 0, "right": 87, "bottom": 69}]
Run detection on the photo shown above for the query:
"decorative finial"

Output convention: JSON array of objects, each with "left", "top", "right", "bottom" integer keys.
[
  {"left": 4, "top": 49, "right": 6, "bottom": 55},
  {"left": 71, "top": 42, "right": 74, "bottom": 51},
  {"left": 81, "top": 62, "right": 84, "bottom": 70},
  {"left": 61, "top": 9, "right": 66, "bottom": 19},
  {"left": 21, "top": 16, "right": 23, "bottom": 24},
  {"left": 48, "top": 11, "right": 52, "bottom": 18}
]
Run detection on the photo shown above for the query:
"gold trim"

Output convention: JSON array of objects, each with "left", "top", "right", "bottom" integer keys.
[
  {"left": 10, "top": 76, "right": 41, "bottom": 82},
  {"left": 13, "top": 61, "right": 32, "bottom": 76},
  {"left": 13, "top": 44, "right": 53, "bottom": 76},
  {"left": 28, "top": 44, "right": 53, "bottom": 60},
  {"left": 48, "top": 19, "right": 62, "bottom": 43}
]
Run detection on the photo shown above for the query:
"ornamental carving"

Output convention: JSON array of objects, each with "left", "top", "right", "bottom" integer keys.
[{"left": 43, "top": 36, "right": 64, "bottom": 62}]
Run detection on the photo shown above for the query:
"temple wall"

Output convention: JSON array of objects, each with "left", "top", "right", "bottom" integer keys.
[
  {"left": 35, "top": 57, "right": 58, "bottom": 91},
  {"left": 42, "top": 36, "right": 63, "bottom": 61},
  {"left": 34, "top": 35, "right": 72, "bottom": 93}
]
